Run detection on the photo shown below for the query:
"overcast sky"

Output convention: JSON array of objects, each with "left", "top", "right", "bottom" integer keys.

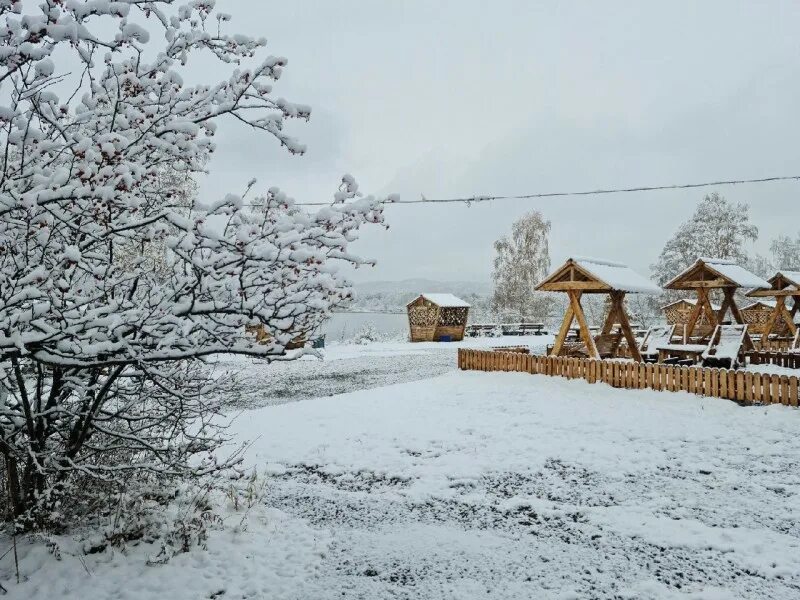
[{"left": 198, "top": 1, "right": 800, "bottom": 284}]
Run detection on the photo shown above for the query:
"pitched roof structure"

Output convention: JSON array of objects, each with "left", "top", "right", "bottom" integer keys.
[
  {"left": 408, "top": 293, "right": 471, "bottom": 308},
  {"left": 536, "top": 257, "right": 661, "bottom": 295},
  {"left": 741, "top": 299, "right": 777, "bottom": 310},
  {"left": 748, "top": 270, "right": 800, "bottom": 297},
  {"left": 661, "top": 297, "right": 722, "bottom": 311},
  {"left": 664, "top": 258, "right": 769, "bottom": 290}
]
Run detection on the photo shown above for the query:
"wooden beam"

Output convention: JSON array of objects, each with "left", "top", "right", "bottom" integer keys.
[
  {"left": 537, "top": 281, "right": 609, "bottom": 292},
  {"left": 776, "top": 296, "right": 797, "bottom": 339},
  {"left": 568, "top": 290, "right": 598, "bottom": 359},
  {"left": 550, "top": 303, "right": 575, "bottom": 357},
  {"left": 717, "top": 290, "right": 733, "bottom": 323},
  {"left": 747, "top": 289, "right": 800, "bottom": 297},
  {"left": 684, "top": 289, "right": 707, "bottom": 339},
  {"left": 666, "top": 279, "right": 730, "bottom": 289},
  {"left": 612, "top": 291, "right": 643, "bottom": 362},
  {"left": 724, "top": 288, "right": 754, "bottom": 351},
  {"left": 760, "top": 296, "right": 783, "bottom": 350},
  {"left": 725, "top": 288, "right": 745, "bottom": 325},
  {"left": 600, "top": 296, "right": 621, "bottom": 335}
]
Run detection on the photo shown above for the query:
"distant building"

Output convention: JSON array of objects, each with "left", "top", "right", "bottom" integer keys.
[
  {"left": 406, "top": 293, "right": 470, "bottom": 342},
  {"left": 741, "top": 299, "right": 793, "bottom": 336},
  {"left": 661, "top": 298, "right": 721, "bottom": 336}
]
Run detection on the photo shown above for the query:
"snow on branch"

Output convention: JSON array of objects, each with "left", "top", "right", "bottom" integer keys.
[{"left": 0, "top": 1, "right": 389, "bottom": 525}]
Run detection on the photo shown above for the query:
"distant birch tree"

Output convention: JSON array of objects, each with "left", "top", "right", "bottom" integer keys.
[
  {"left": 491, "top": 211, "right": 552, "bottom": 321},
  {"left": 769, "top": 233, "right": 800, "bottom": 270}
]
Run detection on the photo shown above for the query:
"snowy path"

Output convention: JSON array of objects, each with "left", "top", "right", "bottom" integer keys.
[
  {"left": 230, "top": 371, "right": 800, "bottom": 599},
  {"left": 216, "top": 350, "right": 455, "bottom": 408},
  {"left": 215, "top": 335, "right": 553, "bottom": 408}
]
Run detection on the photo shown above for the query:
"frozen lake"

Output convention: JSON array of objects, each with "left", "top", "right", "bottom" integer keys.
[{"left": 321, "top": 311, "right": 408, "bottom": 341}]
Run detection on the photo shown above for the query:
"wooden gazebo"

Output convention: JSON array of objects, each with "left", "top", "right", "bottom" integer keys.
[
  {"left": 741, "top": 300, "right": 782, "bottom": 336},
  {"left": 536, "top": 257, "right": 661, "bottom": 362},
  {"left": 663, "top": 258, "right": 769, "bottom": 347},
  {"left": 406, "top": 293, "right": 470, "bottom": 342},
  {"left": 746, "top": 270, "right": 800, "bottom": 348},
  {"left": 662, "top": 298, "right": 721, "bottom": 337}
]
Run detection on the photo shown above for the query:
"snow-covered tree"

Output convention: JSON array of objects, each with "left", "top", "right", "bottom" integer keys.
[
  {"left": 769, "top": 233, "right": 800, "bottom": 270},
  {"left": 491, "top": 211, "right": 552, "bottom": 322},
  {"left": 651, "top": 193, "right": 758, "bottom": 285},
  {"left": 0, "top": 1, "right": 388, "bottom": 525}
]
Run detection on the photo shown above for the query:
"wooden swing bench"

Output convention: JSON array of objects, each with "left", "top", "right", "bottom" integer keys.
[
  {"left": 537, "top": 257, "right": 661, "bottom": 362},
  {"left": 549, "top": 331, "right": 623, "bottom": 359}
]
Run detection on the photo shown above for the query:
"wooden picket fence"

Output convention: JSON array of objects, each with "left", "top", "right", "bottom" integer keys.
[{"left": 458, "top": 349, "right": 799, "bottom": 407}]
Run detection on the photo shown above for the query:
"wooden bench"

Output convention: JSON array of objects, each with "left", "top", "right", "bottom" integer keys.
[
  {"left": 500, "top": 322, "right": 546, "bottom": 336},
  {"left": 566, "top": 326, "right": 598, "bottom": 342},
  {"left": 519, "top": 323, "right": 546, "bottom": 335},
  {"left": 492, "top": 346, "right": 530, "bottom": 354},
  {"left": 594, "top": 332, "right": 623, "bottom": 359},
  {"left": 466, "top": 324, "right": 498, "bottom": 337},
  {"left": 657, "top": 344, "right": 707, "bottom": 365},
  {"left": 549, "top": 332, "right": 622, "bottom": 358}
]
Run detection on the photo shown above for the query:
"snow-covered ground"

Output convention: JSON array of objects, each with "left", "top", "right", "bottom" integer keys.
[
  {"left": 9, "top": 368, "right": 799, "bottom": 599},
  {"left": 226, "top": 372, "right": 800, "bottom": 599},
  {"left": 5, "top": 341, "right": 800, "bottom": 599},
  {"left": 215, "top": 335, "right": 553, "bottom": 407},
  {"left": 212, "top": 335, "right": 798, "bottom": 408}
]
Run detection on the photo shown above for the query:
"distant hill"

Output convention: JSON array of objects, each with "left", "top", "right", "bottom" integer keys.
[
  {"left": 348, "top": 279, "right": 492, "bottom": 312},
  {"left": 354, "top": 278, "right": 491, "bottom": 297}
]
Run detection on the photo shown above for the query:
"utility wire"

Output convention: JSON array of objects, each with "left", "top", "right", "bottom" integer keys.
[{"left": 288, "top": 174, "right": 800, "bottom": 207}]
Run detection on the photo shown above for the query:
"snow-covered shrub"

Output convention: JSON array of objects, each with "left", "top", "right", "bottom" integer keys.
[
  {"left": 353, "top": 323, "right": 381, "bottom": 345},
  {"left": 0, "top": 1, "right": 389, "bottom": 529}
]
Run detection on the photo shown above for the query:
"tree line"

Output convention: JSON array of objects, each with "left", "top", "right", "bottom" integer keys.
[{"left": 491, "top": 193, "right": 799, "bottom": 324}]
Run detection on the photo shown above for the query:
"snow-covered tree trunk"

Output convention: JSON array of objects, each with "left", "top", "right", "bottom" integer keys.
[{"left": 0, "top": 1, "right": 389, "bottom": 526}]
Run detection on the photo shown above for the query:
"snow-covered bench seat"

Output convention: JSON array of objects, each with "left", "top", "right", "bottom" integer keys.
[{"left": 702, "top": 324, "right": 748, "bottom": 369}]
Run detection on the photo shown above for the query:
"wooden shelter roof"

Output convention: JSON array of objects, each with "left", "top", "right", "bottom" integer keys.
[
  {"left": 407, "top": 293, "right": 471, "bottom": 308},
  {"left": 747, "top": 270, "right": 800, "bottom": 298},
  {"left": 660, "top": 297, "right": 722, "bottom": 311},
  {"left": 664, "top": 258, "right": 769, "bottom": 291},
  {"left": 536, "top": 257, "right": 661, "bottom": 295},
  {"left": 741, "top": 299, "right": 777, "bottom": 311}
]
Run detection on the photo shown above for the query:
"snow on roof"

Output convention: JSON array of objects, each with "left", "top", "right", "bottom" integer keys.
[
  {"left": 698, "top": 258, "right": 770, "bottom": 289},
  {"left": 410, "top": 293, "right": 471, "bottom": 308},
  {"left": 774, "top": 270, "right": 800, "bottom": 288},
  {"left": 661, "top": 297, "right": 722, "bottom": 311},
  {"left": 742, "top": 299, "right": 777, "bottom": 310},
  {"left": 572, "top": 257, "right": 662, "bottom": 295}
]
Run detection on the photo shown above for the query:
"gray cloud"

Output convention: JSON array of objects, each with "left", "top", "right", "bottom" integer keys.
[{"left": 196, "top": 1, "right": 800, "bottom": 283}]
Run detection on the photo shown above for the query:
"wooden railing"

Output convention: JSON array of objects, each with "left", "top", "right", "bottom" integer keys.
[
  {"left": 758, "top": 338, "right": 795, "bottom": 352},
  {"left": 746, "top": 351, "right": 800, "bottom": 370},
  {"left": 458, "top": 349, "right": 799, "bottom": 407}
]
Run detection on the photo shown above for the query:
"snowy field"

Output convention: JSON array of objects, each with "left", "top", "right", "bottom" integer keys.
[
  {"left": 214, "top": 335, "right": 554, "bottom": 407},
  {"left": 212, "top": 334, "right": 799, "bottom": 409},
  {"left": 7, "top": 361, "right": 800, "bottom": 599}
]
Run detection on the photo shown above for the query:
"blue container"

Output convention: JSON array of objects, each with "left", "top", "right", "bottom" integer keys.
[{"left": 439, "top": 335, "right": 452, "bottom": 342}]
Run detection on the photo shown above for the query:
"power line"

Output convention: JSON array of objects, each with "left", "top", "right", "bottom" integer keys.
[{"left": 289, "top": 174, "right": 800, "bottom": 207}]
